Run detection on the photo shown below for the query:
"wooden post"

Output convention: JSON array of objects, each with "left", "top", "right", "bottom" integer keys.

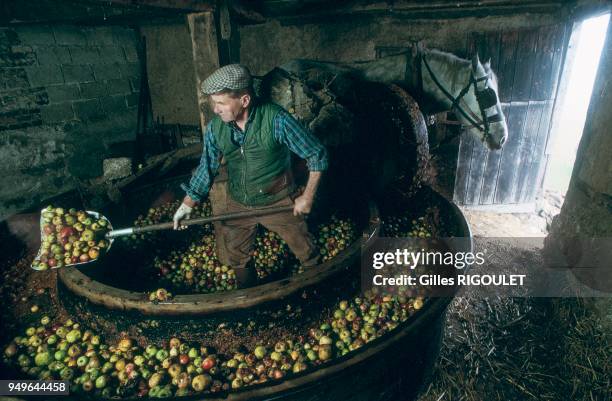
[
  {"left": 218, "top": 0, "right": 241, "bottom": 65},
  {"left": 187, "top": 11, "right": 220, "bottom": 131}
]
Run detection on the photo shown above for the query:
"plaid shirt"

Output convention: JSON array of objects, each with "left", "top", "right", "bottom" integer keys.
[{"left": 181, "top": 105, "right": 328, "bottom": 202}]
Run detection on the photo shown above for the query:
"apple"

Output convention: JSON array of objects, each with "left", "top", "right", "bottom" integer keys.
[
  {"left": 59, "top": 226, "right": 75, "bottom": 239},
  {"left": 118, "top": 338, "right": 132, "bottom": 352},
  {"left": 124, "top": 362, "right": 135, "bottom": 374},
  {"left": 88, "top": 248, "right": 100, "bottom": 260},
  {"left": 81, "top": 230, "right": 94, "bottom": 242},
  {"left": 43, "top": 224, "right": 55, "bottom": 235},
  {"left": 192, "top": 374, "right": 212, "bottom": 391},
  {"left": 201, "top": 356, "right": 215, "bottom": 371}
]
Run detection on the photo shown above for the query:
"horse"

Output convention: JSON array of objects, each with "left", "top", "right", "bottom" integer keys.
[{"left": 280, "top": 45, "right": 508, "bottom": 150}]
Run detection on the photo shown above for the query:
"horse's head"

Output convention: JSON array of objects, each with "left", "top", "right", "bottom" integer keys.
[{"left": 462, "top": 55, "right": 508, "bottom": 150}]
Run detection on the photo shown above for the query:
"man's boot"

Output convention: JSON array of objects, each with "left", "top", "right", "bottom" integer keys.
[{"left": 234, "top": 267, "right": 258, "bottom": 289}]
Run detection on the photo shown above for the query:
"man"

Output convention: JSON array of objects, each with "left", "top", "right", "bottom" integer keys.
[{"left": 173, "top": 64, "right": 328, "bottom": 288}]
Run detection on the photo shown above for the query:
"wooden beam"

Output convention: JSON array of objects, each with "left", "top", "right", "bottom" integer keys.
[
  {"left": 86, "top": 0, "right": 215, "bottom": 12},
  {"left": 187, "top": 11, "right": 221, "bottom": 131},
  {"left": 229, "top": 0, "right": 266, "bottom": 24},
  {"left": 273, "top": 0, "right": 567, "bottom": 24},
  {"left": 217, "top": 0, "right": 241, "bottom": 64},
  {"left": 568, "top": 0, "right": 612, "bottom": 22},
  {"left": 2, "top": 0, "right": 193, "bottom": 24}
]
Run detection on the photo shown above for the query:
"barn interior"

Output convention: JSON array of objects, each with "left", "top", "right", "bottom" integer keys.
[{"left": 0, "top": 1, "right": 610, "bottom": 400}]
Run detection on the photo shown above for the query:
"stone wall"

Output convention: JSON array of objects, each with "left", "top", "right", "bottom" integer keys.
[
  {"left": 0, "top": 24, "right": 141, "bottom": 220},
  {"left": 545, "top": 17, "right": 611, "bottom": 325}
]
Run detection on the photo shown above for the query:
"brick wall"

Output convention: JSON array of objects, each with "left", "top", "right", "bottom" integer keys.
[{"left": 0, "top": 24, "right": 141, "bottom": 219}]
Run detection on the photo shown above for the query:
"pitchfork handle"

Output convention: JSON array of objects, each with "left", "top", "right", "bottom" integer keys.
[{"left": 106, "top": 205, "right": 294, "bottom": 239}]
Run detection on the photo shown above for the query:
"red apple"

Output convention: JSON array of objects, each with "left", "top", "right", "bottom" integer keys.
[
  {"left": 125, "top": 363, "right": 135, "bottom": 374},
  {"left": 201, "top": 356, "right": 216, "bottom": 371},
  {"left": 43, "top": 224, "right": 55, "bottom": 235},
  {"left": 59, "top": 226, "right": 75, "bottom": 239}
]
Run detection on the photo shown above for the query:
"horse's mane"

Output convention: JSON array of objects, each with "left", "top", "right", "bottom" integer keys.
[
  {"left": 424, "top": 48, "right": 471, "bottom": 69},
  {"left": 422, "top": 47, "right": 499, "bottom": 90}
]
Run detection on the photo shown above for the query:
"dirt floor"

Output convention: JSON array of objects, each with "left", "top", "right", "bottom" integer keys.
[
  {"left": 459, "top": 189, "right": 564, "bottom": 238},
  {"left": 414, "top": 193, "right": 611, "bottom": 401}
]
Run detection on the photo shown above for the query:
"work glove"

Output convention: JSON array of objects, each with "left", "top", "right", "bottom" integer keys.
[{"left": 173, "top": 203, "right": 193, "bottom": 230}]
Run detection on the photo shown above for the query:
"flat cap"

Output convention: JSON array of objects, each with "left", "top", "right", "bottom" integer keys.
[{"left": 201, "top": 64, "right": 252, "bottom": 95}]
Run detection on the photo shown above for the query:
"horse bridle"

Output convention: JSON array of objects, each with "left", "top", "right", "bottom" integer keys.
[{"left": 421, "top": 53, "right": 503, "bottom": 143}]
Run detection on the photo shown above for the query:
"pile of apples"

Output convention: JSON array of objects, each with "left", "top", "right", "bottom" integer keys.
[
  {"left": 155, "top": 216, "right": 357, "bottom": 294},
  {"left": 121, "top": 200, "right": 213, "bottom": 250},
  {"left": 32, "top": 206, "right": 111, "bottom": 270},
  {"left": 316, "top": 215, "right": 357, "bottom": 262},
  {"left": 155, "top": 235, "right": 238, "bottom": 294},
  {"left": 383, "top": 207, "right": 442, "bottom": 238},
  {"left": 3, "top": 288, "right": 425, "bottom": 399}
]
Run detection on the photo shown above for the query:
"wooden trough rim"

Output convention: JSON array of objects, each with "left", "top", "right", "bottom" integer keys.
[{"left": 57, "top": 203, "right": 381, "bottom": 316}]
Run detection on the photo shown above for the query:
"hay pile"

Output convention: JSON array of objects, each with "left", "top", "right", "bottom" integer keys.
[{"left": 418, "top": 296, "right": 610, "bottom": 401}]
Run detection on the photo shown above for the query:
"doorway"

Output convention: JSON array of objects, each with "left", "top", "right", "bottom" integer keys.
[{"left": 543, "top": 13, "right": 610, "bottom": 196}]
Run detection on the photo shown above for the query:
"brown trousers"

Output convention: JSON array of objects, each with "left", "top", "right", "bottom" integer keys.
[{"left": 209, "top": 176, "right": 319, "bottom": 270}]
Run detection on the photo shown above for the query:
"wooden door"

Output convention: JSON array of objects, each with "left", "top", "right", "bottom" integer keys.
[{"left": 453, "top": 23, "right": 570, "bottom": 208}]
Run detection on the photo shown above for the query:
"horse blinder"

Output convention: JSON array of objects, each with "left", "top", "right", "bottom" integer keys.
[{"left": 476, "top": 87, "right": 498, "bottom": 109}]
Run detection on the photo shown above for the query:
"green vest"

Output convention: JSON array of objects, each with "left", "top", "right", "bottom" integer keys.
[{"left": 212, "top": 102, "right": 295, "bottom": 206}]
